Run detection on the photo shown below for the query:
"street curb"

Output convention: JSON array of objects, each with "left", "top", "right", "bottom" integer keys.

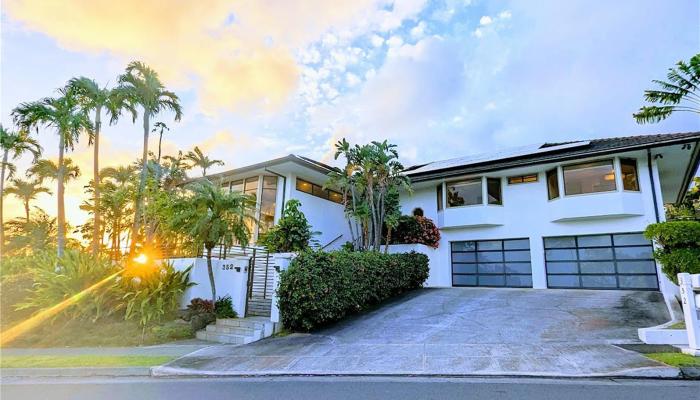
[{"left": 1, "top": 366, "right": 151, "bottom": 378}]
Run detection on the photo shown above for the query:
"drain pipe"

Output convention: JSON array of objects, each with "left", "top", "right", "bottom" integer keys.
[{"left": 647, "top": 148, "right": 660, "bottom": 223}]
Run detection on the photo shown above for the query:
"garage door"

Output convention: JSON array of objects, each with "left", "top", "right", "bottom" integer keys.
[
  {"left": 544, "top": 233, "right": 658, "bottom": 290},
  {"left": 451, "top": 239, "right": 532, "bottom": 287}
]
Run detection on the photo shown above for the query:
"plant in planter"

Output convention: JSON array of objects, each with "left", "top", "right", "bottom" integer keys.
[
  {"left": 644, "top": 220, "right": 700, "bottom": 283},
  {"left": 258, "top": 199, "right": 315, "bottom": 253}
]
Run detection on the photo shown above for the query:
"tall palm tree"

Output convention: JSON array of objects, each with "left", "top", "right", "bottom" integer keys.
[
  {"left": 101, "top": 165, "right": 137, "bottom": 187},
  {"left": 28, "top": 158, "right": 81, "bottom": 184},
  {"left": 0, "top": 125, "right": 41, "bottom": 259},
  {"left": 185, "top": 146, "right": 224, "bottom": 176},
  {"left": 12, "top": 87, "right": 92, "bottom": 257},
  {"left": 152, "top": 122, "right": 169, "bottom": 164},
  {"left": 68, "top": 77, "right": 133, "bottom": 256},
  {"left": 634, "top": 53, "right": 700, "bottom": 123},
  {"left": 4, "top": 178, "right": 51, "bottom": 221},
  {"left": 117, "top": 61, "right": 182, "bottom": 254}
]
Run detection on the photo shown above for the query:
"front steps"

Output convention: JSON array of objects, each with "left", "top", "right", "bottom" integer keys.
[{"left": 196, "top": 316, "right": 275, "bottom": 345}]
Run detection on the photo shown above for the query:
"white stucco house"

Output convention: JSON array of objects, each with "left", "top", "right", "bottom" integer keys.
[{"left": 196, "top": 132, "right": 699, "bottom": 303}]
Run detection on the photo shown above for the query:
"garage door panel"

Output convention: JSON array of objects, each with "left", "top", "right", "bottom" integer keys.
[
  {"left": 544, "top": 232, "right": 658, "bottom": 290},
  {"left": 451, "top": 238, "right": 533, "bottom": 288}
]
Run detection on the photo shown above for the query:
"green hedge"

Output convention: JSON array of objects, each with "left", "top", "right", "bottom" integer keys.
[
  {"left": 644, "top": 221, "right": 700, "bottom": 283},
  {"left": 277, "top": 250, "right": 429, "bottom": 331}
]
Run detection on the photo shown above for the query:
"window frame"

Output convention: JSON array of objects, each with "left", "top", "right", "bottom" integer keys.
[
  {"left": 486, "top": 177, "right": 503, "bottom": 205},
  {"left": 507, "top": 174, "right": 538, "bottom": 185},
  {"left": 546, "top": 168, "right": 560, "bottom": 200},
  {"left": 446, "top": 177, "right": 484, "bottom": 208},
  {"left": 620, "top": 158, "right": 640, "bottom": 192},
  {"left": 436, "top": 183, "right": 444, "bottom": 211},
  {"left": 562, "top": 159, "right": 617, "bottom": 196},
  {"left": 295, "top": 177, "right": 344, "bottom": 204}
]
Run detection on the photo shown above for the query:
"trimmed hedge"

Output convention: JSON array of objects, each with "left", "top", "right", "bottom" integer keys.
[
  {"left": 644, "top": 221, "right": 700, "bottom": 283},
  {"left": 277, "top": 250, "right": 429, "bottom": 331}
]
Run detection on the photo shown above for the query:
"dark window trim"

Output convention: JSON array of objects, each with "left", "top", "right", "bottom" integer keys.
[
  {"left": 546, "top": 168, "right": 559, "bottom": 200},
  {"left": 450, "top": 238, "right": 533, "bottom": 288},
  {"left": 487, "top": 177, "right": 503, "bottom": 205},
  {"left": 620, "top": 158, "right": 641, "bottom": 192},
  {"left": 436, "top": 183, "right": 443, "bottom": 211},
  {"left": 296, "top": 177, "right": 344, "bottom": 204},
  {"left": 446, "top": 177, "right": 483, "bottom": 208},
  {"left": 507, "top": 174, "right": 538, "bottom": 184}
]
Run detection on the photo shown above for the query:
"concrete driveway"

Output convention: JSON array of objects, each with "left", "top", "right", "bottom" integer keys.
[{"left": 154, "top": 288, "right": 677, "bottom": 377}]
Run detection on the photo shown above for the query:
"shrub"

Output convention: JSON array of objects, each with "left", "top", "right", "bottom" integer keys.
[
  {"left": 390, "top": 215, "right": 441, "bottom": 248},
  {"left": 277, "top": 250, "right": 429, "bottom": 331},
  {"left": 0, "top": 271, "right": 35, "bottom": 329},
  {"left": 258, "top": 199, "right": 314, "bottom": 252},
  {"left": 645, "top": 221, "right": 700, "bottom": 283},
  {"left": 215, "top": 295, "right": 238, "bottom": 318},
  {"left": 183, "top": 298, "right": 216, "bottom": 331}
]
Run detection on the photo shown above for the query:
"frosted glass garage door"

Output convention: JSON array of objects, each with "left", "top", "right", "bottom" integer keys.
[
  {"left": 544, "top": 233, "right": 658, "bottom": 290},
  {"left": 451, "top": 239, "right": 532, "bottom": 287}
]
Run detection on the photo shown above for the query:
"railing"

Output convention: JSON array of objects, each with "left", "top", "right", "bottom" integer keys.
[{"left": 320, "top": 234, "right": 344, "bottom": 250}]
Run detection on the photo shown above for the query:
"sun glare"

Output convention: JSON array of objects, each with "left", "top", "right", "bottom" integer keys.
[{"left": 133, "top": 253, "right": 148, "bottom": 264}]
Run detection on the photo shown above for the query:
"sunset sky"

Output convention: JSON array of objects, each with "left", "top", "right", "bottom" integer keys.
[{"left": 1, "top": 0, "right": 699, "bottom": 228}]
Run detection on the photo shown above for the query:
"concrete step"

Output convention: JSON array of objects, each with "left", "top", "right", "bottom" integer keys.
[
  {"left": 195, "top": 330, "right": 253, "bottom": 345},
  {"left": 196, "top": 316, "right": 275, "bottom": 345},
  {"left": 216, "top": 317, "right": 269, "bottom": 330},
  {"left": 206, "top": 324, "right": 260, "bottom": 337}
]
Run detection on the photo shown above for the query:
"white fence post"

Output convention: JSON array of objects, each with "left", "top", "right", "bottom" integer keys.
[{"left": 677, "top": 273, "right": 700, "bottom": 356}]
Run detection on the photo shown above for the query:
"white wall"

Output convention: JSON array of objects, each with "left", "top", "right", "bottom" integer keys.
[{"left": 400, "top": 151, "right": 672, "bottom": 293}]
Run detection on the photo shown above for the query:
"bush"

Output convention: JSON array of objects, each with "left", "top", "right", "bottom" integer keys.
[
  {"left": 0, "top": 271, "right": 35, "bottom": 329},
  {"left": 645, "top": 221, "right": 700, "bottom": 283},
  {"left": 258, "top": 199, "right": 314, "bottom": 252},
  {"left": 390, "top": 215, "right": 441, "bottom": 248},
  {"left": 277, "top": 250, "right": 429, "bottom": 331},
  {"left": 215, "top": 295, "right": 238, "bottom": 318}
]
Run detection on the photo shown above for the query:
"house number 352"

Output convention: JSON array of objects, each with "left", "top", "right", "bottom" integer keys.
[{"left": 222, "top": 264, "right": 236, "bottom": 270}]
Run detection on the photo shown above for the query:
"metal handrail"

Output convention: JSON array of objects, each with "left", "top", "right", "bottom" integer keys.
[{"left": 320, "top": 234, "right": 344, "bottom": 250}]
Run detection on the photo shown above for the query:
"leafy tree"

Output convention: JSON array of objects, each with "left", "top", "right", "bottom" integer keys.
[
  {"left": 184, "top": 146, "right": 224, "bottom": 176},
  {"left": 259, "top": 199, "right": 314, "bottom": 253},
  {"left": 4, "top": 209, "right": 57, "bottom": 256},
  {"left": 28, "top": 158, "right": 81, "bottom": 184},
  {"left": 117, "top": 61, "right": 182, "bottom": 254},
  {"left": 152, "top": 122, "right": 169, "bottom": 164},
  {"left": 168, "top": 180, "right": 255, "bottom": 302},
  {"left": 4, "top": 178, "right": 51, "bottom": 221},
  {"left": 0, "top": 125, "right": 41, "bottom": 260},
  {"left": 12, "top": 87, "right": 92, "bottom": 257},
  {"left": 634, "top": 53, "right": 700, "bottom": 123},
  {"left": 68, "top": 76, "right": 133, "bottom": 255}
]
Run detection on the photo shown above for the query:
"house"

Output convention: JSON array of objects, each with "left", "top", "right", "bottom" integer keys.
[{"left": 206, "top": 132, "right": 699, "bottom": 300}]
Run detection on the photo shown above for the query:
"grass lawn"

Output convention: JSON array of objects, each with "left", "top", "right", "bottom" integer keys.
[
  {"left": 0, "top": 355, "right": 175, "bottom": 368},
  {"left": 666, "top": 321, "right": 686, "bottom": 330},
  {"left": 646, "top": 352, "right": 700, "bottom": 367}
]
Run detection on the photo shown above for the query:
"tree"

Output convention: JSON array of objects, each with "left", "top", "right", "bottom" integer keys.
[
  {"left": 169, "top": 180, "right": 255, "bottom": 302},
  {"left": 117, "top": 61, "right": 182, "bottom": 254},
  {"left": 4, "top": 178, "right": 51, "bottom": 221},
  {"left": 634, "top": 53, "right": 700, "bottom": 123},
  {"left": 28, "top": 158, "right": 81, "bottom": 184},
  {"left": 184, "top": 146, "right": 224, "bottom": 176},
  {"left": 12, "top": 87, "right": 92, "bottom": 257},
  {"left": 258, "top": 199, "right": 314, "bottom": 253},
  {"left": 0, "top": 125, "right": 41, "bottom": 260},
  {"left": 152, "top": 122, "right": 169, "bottom": 164},
  {"left": 68, "top": 77, "right": 133, "bottom": 256},
  {"left": 4, "top": 209, "right": 57, "bottom": 256}
]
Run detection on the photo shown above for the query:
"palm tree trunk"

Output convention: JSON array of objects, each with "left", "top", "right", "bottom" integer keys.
[
  {"left": 0, "top": 150, "right": 8, "bottom": 262},
  {"left": 130, "top": 110, "right": 150, "bottom": 255},
  {"left": 57, "top": 132, "right": 66, "bottom": 258},
  {"left": 92, "top": 107, "right": 102, "bottom": 257},
  {"left": 385, "top": 226, "right": 392, "bottom": 254},
  {"left": 24, "top": 199, "right": 30, "bottom": 221},
  {"left": 157, "top": 132, "right": 163, "bottom": 164},
  {"left": 206, "top": 246, "right": 216, "bottom": 303}
]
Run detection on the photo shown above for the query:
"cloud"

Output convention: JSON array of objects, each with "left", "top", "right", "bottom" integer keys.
[{"left": 479, "top": 16, "right": 493, "bottom": 25}]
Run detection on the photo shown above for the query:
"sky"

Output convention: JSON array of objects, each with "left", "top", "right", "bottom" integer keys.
[{"left": 1, "top": 0, "right": 699, "bottom": 228}]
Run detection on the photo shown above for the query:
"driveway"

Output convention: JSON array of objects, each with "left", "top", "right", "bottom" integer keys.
[{"left": 154, "top": 288, "right": 676, "bottom": 377}]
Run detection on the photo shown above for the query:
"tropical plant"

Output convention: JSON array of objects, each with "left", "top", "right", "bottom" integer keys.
[
  {"left": 4, "top": 178, "right": 51, "bottom": 221},
  {"left": 12, "top": 87, "right": 92, "bottom": 257},
  {"left": 214, "top": 295, "right": 237, "bottom": 318},
  {"left": 390, "top": 215, "right": 441, "bottom": 248},
  {"left": 634, "top": 53, "right": 700, "bottom": 123},
  {"left": 68, "top": 77, "right": 133, "bottom": 256},
  {"left": 258, "top": 199, "right": 314, "bottom": 253},
  {"left": 644, "top": 221, "right": 700, "bottom": 283},
  {"left": 27, "top": 158, "right": 81, "bottom": 184},
  {"left": 0, "top": 125, "right": 41, "bottom": 260},
  {"left": 117, "top": 61, "right": 182, "bottom": 255},
  {"left": 168, "top": 180, "right": 255, "bottom": 302},
  {"left": 3, "top": 209, "right": 57, "bottom": 256},
  {"left": 184, "top": 146, "right": 224, "bottom": 176},
  {"left": 152, "top": 122, "right": 169, "bottom": 163},
  {"left": 327, "top": 139, "right": 411, "bottom": 251}
]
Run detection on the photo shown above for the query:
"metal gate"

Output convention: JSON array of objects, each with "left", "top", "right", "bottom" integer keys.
[{"left": 245, "top": 247, "right": 277, "bottom": 317}]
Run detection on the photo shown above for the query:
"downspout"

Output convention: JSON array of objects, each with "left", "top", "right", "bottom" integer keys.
[
  {"left": 265, "top": 168, "right": 287, "bottom": 209},
  {"left": 647, "top": 148, "right": 660, "bottom": 223}
]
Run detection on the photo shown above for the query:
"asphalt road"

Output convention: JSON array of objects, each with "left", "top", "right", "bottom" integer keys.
[{"left": 2, "top": 376, "right": 699, "bottom": 400}]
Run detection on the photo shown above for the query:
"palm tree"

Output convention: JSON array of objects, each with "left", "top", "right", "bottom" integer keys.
[
  {"left": 68, "top": 77, "right": 133, "bottom": 256},
  {"left": 169, "top": 180, "right": 255, "bottom": 302},
  {"left": 152, "top": 122, "right": 169, "bottom": 163},
  {"left": 101, "top": 165, "right": 137, "bottom": 187},
  {"left": 117, "top": 61, "right": 182, "bottom": 254},
  {"left": 4, "top": 209, "right": 57, "bottom": 256},
  {"left": 634, "top": 53, "right": 700, "bottom": 123},
  {"left": 4, "top": 178, "right": 51, "bottom": 221},
  {"left": 0, "top": 125, "right": 41, "bottom": 259},
  {"left": 28, "top": 158, "right": 81, "bottom": 184},
  {"left": 12, "top": 87, "right": 92, "bottom": 257},
  {"left": 185, "top": 146, "right": 224, "bottom": 176}
]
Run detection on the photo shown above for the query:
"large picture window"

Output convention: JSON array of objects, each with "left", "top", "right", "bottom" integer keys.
[
  {"left": 620, "top": 158, "right": 640, "bottom": 191},
  {"left": 447, "top": 178, "right": 482, "bottom": 207},
  {"left": 563, "top": 160, "right": 616, "bottom": 195}
]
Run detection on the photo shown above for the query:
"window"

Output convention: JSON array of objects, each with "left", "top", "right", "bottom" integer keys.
[
  {"left": 447, "top": 178, "right": 482, "bottom": 207},
  {"left": 487, "top": 178, "right": 502, "bottom": 205},
  {"left": 563, "top": 160, "right": 616, "bottom": 195},
  {"left": 620, "top": 158, "right": 640, "bottom": 191},
  {"left": 259, "top": 176, "right": 278, "bottom": 235},
  {"left": 230, "top": 180, "right": 244, "bottom": 194},
  {"left": 507, "top": 174, "right": 538, "bottom": 184},
  {"left": 296, "top": 178, "right": 344, "bottom": 204},
  {"left": 546, "top": 169, "right": 559, "bottom": 200},
  {"left": 451, "top": 239, "right": 532, "bottom": 287},
  {"left": 436, "top": 184, "right": 443, "bottom": 211}
]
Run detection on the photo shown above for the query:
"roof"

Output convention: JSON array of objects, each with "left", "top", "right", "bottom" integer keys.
[
  {"left": 406, "top": 131, "right": 700, "bottom": 182},
  {"left": 187, "top": 154, "right": 339, "bottom": 183}
]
